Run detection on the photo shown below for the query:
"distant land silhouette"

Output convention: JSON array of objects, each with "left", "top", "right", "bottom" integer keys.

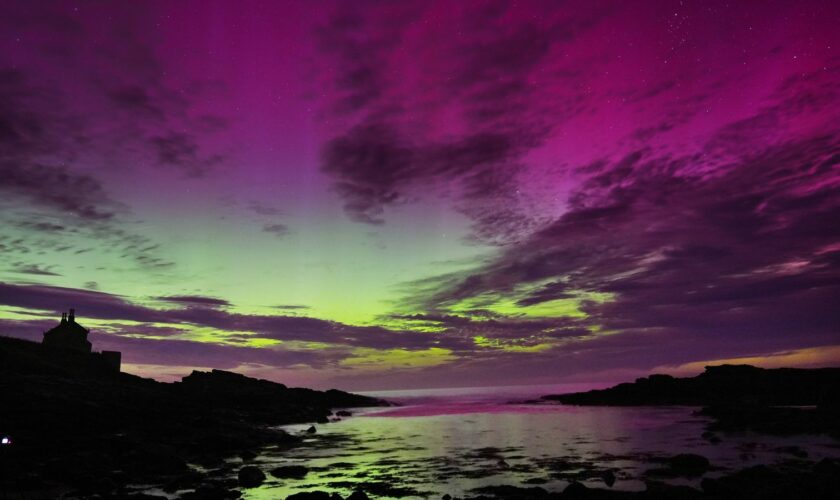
[{"left": 541, "top": 364, "right": 840, "bottom": 437}]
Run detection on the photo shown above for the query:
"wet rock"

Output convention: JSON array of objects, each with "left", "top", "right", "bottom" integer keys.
[
  {"left": 270, "top": 465, "right": 309, "bottom": 479},
  {"left": 775, "top": 445, "right": 808, "bottom": 458},
  {"left": 814, "top": 458, "right": 840, "bottom": 476},
  {"left": 668, "top": 453, "right": 711, "bottom": 476},
  {"left": 179, "top": 484, "right": 241, "bottom": 500},
  {"left": 307, "top": 426, "right": 317, "bottom": 434},
  {"left": 237, "top": 466, "right": 265, "bottom": 488},
  {"left": 701, "top": 431, "right": 722, "bottom": 444},
  {"left": 347, "top": 491, "right": 369, "bottom": 500},
  {"left": 286, "top": 492, "right": 331, "bottom": 500},
  {"left": 563, "top": 482, "right": 588, "bottom": 498},
  {"left": 164, "top": 471, "right": 205, "bottom": 493},
  {"left": 644, "top": 481, "right": 703, "bottom": 498},
  {"left": 442, "top": 495, "right": 452, "bottom": 500},
  {"left": 601, "top": 470, "right": 616, "bottom": 487},
  {"left": 471, "top": 485, "right": 550, "bottom": 498}
]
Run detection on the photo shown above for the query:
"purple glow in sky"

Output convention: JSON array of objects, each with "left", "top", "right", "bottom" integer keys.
[{"left": 1, "top": 0, "right": 838, "bottom": 390}]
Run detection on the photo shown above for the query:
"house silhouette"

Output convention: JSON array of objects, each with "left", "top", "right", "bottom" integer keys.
[
  {"left": 43, "top": 308, "right": 92, "bottom": 353},
  {"left": 42, "top": 309, "right": 121, "bottom": 372}
]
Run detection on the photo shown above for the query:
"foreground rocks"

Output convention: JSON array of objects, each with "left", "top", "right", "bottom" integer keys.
[
  {"left": 457, "top": 459, "right": 840, "bottom": 499},
  {"left": 269, "top": 459, "right": 839, "bottom": 500}
]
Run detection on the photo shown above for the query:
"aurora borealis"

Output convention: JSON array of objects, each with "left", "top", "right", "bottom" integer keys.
[{"left": 1, "top": 0, "right": 838, "bottom": 390}]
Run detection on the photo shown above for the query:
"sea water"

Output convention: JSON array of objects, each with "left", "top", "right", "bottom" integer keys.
[{"left": 241, "top": 385, "right": 839, "bottom": 499}]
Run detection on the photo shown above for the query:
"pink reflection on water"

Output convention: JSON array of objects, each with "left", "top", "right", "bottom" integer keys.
[
  {"left": 360, "top": 383, "right": 611, "bottom": 417},
  {"left": 366, "top": 402, "right": 575, "bottom": 417}
]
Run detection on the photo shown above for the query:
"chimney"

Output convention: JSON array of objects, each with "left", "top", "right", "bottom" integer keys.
[
  {"left": 68, "top": 308, "right": 75, "bottom": 323},
  {"left": 61, "top": 312, "right": 67, "bottom": 323}
]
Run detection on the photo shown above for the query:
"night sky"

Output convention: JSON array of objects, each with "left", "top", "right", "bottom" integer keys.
[{"left": 1, "top": 0, "right": 838, "bottom": 390}]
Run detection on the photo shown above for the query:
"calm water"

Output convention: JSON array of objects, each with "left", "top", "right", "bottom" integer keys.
[{"left": 234, "top": 385, "right": 839, "bottom": 499}]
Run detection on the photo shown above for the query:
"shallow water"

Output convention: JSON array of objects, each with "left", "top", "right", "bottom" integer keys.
[{"left": 241, "top": 386, "right": 840, "bottom": 499}]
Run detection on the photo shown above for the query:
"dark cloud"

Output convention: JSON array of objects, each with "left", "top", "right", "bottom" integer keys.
[
  {"left": 407, "top": 132, "right": 840, "bottom": 368},
  {"left": 275, "top": 304, "right": 310, "bottom": 310},
  {"left": 247, "top": 201, "right": 282, "bottom": 216},
  {"left": 151, "top": 133, "right": 223, "bottom": 178},
  {"left": 9, "top": 263, "right": 60, "bottom": 276},
  {"left": 317, "top": 4, "right": 605, "bottom": 235},
  {"left": 0, "top": 281, "right": 448, "bottom": 352},
  {"left": 262, "top": 223, "right": 291, "bottom": 238},
  {"left": 156, "top": 295, "right": 230, "bottom": 308}
]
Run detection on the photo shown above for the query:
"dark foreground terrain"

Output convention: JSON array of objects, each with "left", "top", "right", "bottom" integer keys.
[
  {"left": 3, "top": 340, "right": 839, "bottom": 500},
  {"left": 0, "top": 336, "right": 385, "bottom": 499}
]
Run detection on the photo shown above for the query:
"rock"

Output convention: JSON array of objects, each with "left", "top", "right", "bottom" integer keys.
[
  {"left": 347, "top": 491, "right": 369, "bottom": 500},
  {"left": 814, "top": 458, "right": 840, "bottom": 476},
  {"left": 286, "top": 492, "right": 331, "bottom": 500},
  {"left": 270, "top": 465, "right": 309, "bottom": 479},
  {"left": 237, "top": 466, "right": 265, "bottom": 488},
  {"left": 470, "top": 485, "right": 549, "bottom": 498},
  {"left": 163, "top": 471, "right": 205, "bottom": 492},
  {"left": 329, "top": 494, "right": 344, "bottom": 500},
  {"left": 179, "top": 484, "right": 241, "bottom": 500},
  {"left": 700, "top": 477, "right": 722, "bottom": 495},
  {"left": 336, "top": 410, "right": 352, "bottom": 417},
  {"left": 442, "top": 495, "right": 452, "bottom": 500},
  {"left": 775, "top": 445, "right": 808, "bottom": 458},
  {"left": 497, "top": 459, "right": 510, "bottom": 468},
  {"left": 601, "top": 470, "right": 616, "bottom": 487},
  {"left": 307, "top": 426, "right": 317, "bottom": 434},
  {"left": 563, "top": 482, "right": 588, "bottom": 498},
  {"left": 667, "top": 453, "right": 710, "bottom": 476}
]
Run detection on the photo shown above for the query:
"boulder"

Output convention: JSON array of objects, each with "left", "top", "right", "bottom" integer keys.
[
  {"left": 286, "top": 492, "right": 331, "bottom": 500},
  {"left": 237, "top": 466, "right": 265, "bottom": 488},
  {"left": 601, "top": 470, "right": 616, "bottom": 487},
  {"left": 667, "top": 454, "right": 710, "bottom": 476},
  {"left": 563, "top": 482, "right": 588, "bottom": 498},
  {"left": 270, "top": 465, "right": 309, "bottom": 479}
]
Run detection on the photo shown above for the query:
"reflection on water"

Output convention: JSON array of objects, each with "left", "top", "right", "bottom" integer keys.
[{"left": 241, "top": 386, "right": 839, "bottom": 499}]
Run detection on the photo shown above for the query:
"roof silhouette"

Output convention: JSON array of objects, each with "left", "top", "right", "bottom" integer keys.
[{"left": 42, "top": 308, "right": 92, "bottom": 353}]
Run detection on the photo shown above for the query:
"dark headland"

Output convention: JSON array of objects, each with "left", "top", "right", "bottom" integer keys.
[
  {"left": 541, "top": 364, "right": 840, "bottom": 437},
  {"left": 0, "top": 313, "right": 387, "bottom": 499}
]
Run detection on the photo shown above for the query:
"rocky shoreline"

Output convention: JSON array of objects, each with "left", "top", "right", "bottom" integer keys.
[
  {"left": 0, "top": 336, "right": 386, "bottom": 499},
  {"left": 540, "top": 364, "right": 840, "bottom": 439},
  {"left": 4, "top": 342, "right": 839, "bottom": 500}
]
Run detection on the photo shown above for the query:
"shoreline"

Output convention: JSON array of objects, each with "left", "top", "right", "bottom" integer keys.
[{"left": 3, "top": 339, "right": 839, "bottom": 499}]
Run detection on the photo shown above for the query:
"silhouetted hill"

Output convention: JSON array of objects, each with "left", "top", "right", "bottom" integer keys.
[
  {"left": 542, "top": 364, "right": 840, "bottom": 437},
  {"left": 542, "top": 364, "right": 840, "bottom": 407},
  {"left": 0, "top": 335, "right": 387, "bottom": 496}
]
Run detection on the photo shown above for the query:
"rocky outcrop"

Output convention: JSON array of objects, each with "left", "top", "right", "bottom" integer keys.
[
  {"left": 542, "top": 364, "right": 840, "bottom": 437},
  {"left": 0, "top": 335, "right": 388, "bottom": 498}
]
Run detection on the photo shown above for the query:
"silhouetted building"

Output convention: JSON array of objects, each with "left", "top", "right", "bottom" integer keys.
[
  {"left": 41, "top": 309, "right": 121, "bottom": 372},
  {"left": 43, "top": 308, "right": 91, "bottom": 353}
]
